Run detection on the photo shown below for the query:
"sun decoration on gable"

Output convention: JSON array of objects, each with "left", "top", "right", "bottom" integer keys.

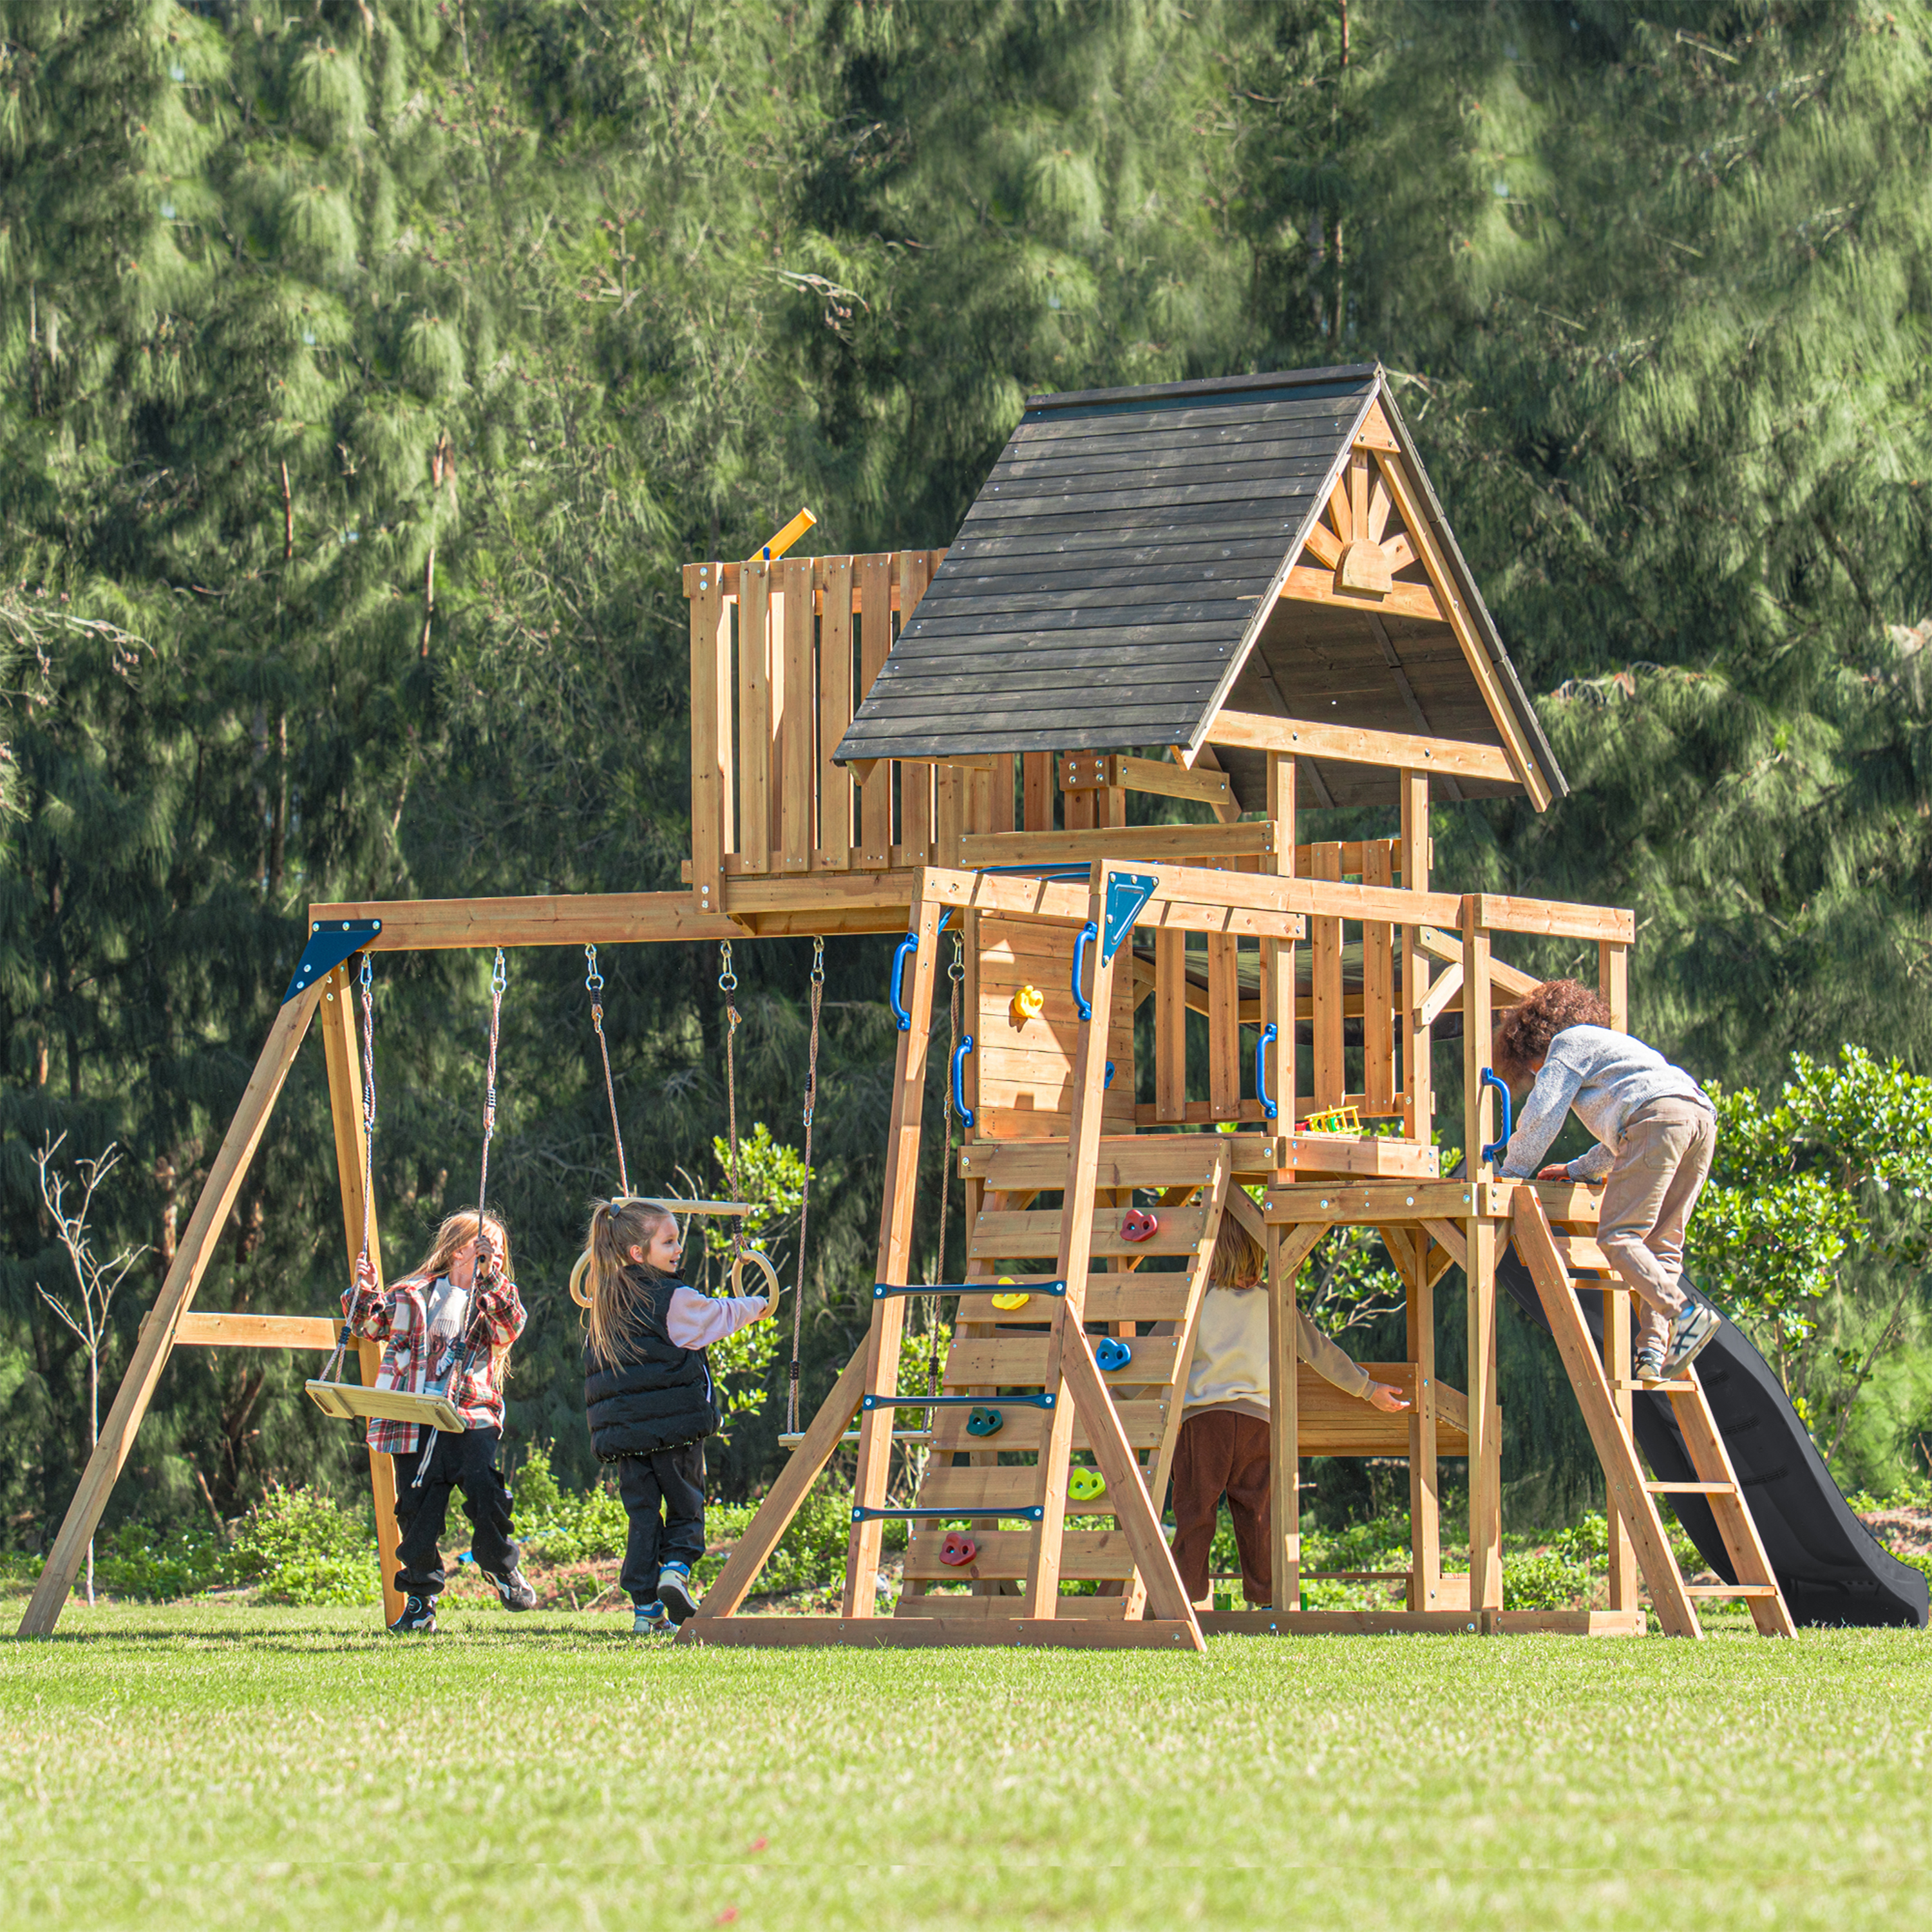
[{"left": 1282, "top": 401, "right": 1448, "bottom": 625}]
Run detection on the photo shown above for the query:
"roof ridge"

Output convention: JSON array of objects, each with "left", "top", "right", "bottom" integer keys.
[{"left": 1024, "top": 364, "right": 1381, "bottom": 412}]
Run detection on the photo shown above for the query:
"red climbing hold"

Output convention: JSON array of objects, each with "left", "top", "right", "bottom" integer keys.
[
  {"left": 939, "top": 1531, "right": 978, "bottom": 1567},
  {"left": 1121, "top": 1207, "right": 1159, "bottom": 1242}
]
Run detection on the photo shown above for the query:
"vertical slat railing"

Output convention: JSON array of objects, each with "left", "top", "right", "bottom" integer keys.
[
  {"left": 688, "top": 570, "right": 731, "bottom": 915},
  {"left": 738, "top": 560, "right": 772, "bottom": 874},
  {"left": 1363, "top": 840, "right": 1396, "bottom": 1115},
  {"left": 1207, "top": 933, "right": 1239, "bottom": 1121},
  {"left": 855, "top": 553, "right": 893, "bottom": 869},
  {"left": 817, "top": 556, "right": 855, "bottom": 869},
  {"left": 1310, "top": 843, "right": 1345, "bottom": 1113},
  {"left": 779, "top": 555, "right": 813, "bottom": 873},
  {"left": 1155, "top": 929, "right": 1187, "bottom": 1122}
]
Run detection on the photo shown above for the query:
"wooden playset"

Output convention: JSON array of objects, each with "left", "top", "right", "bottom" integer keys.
[{"left": 20, "top": 365, "right": 1792, "bottom": 1644}]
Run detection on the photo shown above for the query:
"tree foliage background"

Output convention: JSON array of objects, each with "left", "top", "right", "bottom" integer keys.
[{"left": 5, "top": 0, "right": 1932, "bottom": 1542}]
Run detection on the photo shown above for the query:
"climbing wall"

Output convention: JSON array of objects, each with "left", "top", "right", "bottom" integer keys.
[
  {"left": 971, "top": 914, "right": 1137, "bottom": 1139},
  {"left": 893, "top": 1145, "right": 1231, "bottom": 1618}
]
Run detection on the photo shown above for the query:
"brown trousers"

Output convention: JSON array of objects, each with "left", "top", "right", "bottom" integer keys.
[
  {"left": 1171, "top": 1408, "right": 1272, "bottom": 1605},
  {"left": 1597, "top": 1096, "right": 1718, "bottom": 1355}
]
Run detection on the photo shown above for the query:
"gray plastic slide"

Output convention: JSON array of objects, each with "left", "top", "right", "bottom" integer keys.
[{"left": 1497, "top": 1244, "right": 1929, "bottom": 1628}]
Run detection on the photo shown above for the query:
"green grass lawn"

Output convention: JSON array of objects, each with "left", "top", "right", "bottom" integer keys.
[{"left": 2, "top": 1603, "right": 1927, "bottom": 1930}]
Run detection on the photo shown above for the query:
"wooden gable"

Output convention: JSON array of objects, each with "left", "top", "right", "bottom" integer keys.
[{"left": 833, "top": 366, "right": 1564, "bottom": 812}]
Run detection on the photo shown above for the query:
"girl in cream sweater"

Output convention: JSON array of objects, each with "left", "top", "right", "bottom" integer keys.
[{"left": 1171, "top": 1217, "right": 1407, "bottom": 1609}]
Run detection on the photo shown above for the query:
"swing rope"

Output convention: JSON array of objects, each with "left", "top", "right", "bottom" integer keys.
[
  {"left": 477, "top": 947, "right": 507, "bottom": 1222},
  {"left": 925, "top": 931, "right": 964, "bottom": 1418},
  {"left": 584, "top": 944, "right": 630, "bottom": 1197},
  {"left": 719, "top": 940, "right": 745, "bottom": 1266},
  {"left": 786, "top": 936, "right": 825, "bottom": 1436}
]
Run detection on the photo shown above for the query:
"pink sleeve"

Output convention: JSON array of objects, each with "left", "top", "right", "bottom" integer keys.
[{"left": 665, "top": 1285, "right": 768, "bottom": 1349}]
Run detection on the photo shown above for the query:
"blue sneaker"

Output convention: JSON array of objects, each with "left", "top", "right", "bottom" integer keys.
[
  {"left": 632, "top": 1600, "right": 673, "bottom": 1636},
  {"left": 658, "top": 1561, "right": 700, "bottom": 1624}
]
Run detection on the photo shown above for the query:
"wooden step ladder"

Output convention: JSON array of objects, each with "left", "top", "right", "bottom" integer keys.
[
  {"left": 881, "top": 1142, "right": 1233, "bottom": 1622},
  {"left": 1511, "top": 1190, "right": 1795, "bottom": 1638}
]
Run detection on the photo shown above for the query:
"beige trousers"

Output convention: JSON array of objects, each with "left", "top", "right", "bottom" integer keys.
[{"left": 1595, "top": 1097, "right": 1716, "bottom": 1356}]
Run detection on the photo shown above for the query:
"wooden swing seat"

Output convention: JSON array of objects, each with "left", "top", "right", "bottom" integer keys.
[{"left": 305, "top": 1380, "right": 466, "bottom": 1432}]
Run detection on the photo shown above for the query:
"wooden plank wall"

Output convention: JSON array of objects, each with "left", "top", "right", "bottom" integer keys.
[{"left": 685, "top": 549, "right": 965, "bottom": 880}]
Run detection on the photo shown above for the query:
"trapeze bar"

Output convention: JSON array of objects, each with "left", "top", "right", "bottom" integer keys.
[
  {"left": 862, "top": 1392, "right": 1056, "bottom": 1410},
  {"left": 872, "top": 1280, "right": 1066, "bottom": 1299},
  {"left": 852, "top": 1505, "right": 1046, "bottom": 1522},
  {"left": 659, "top": 1198, "right": 752, "bottom": 1216}
]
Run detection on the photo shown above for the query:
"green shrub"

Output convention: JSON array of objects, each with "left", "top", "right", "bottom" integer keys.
[
  {"left": 227, "top": 1487, "right": 381, "bottom": 1606},
  {"left": 1502, "top": 1551, "right": 1589, "bottom": 1611},
  {"left": 1551, "top": 1512, "right": 1609, "bottom": 1564},
  {"left": 93, "top": 1520, "right": 229, "bottom": 1601}
]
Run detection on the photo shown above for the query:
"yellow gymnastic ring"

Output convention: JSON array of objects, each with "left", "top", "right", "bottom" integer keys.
[{"left": 731, "top": 1247, "right": 782, "bottom": 1300}]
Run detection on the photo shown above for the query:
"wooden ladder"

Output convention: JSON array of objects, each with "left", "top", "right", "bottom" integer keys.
[
  {"left": 1511, "top": 1190, "right": 1795, "bottom": 1638},
  {"left": 871, "top": 1141, "right": 1233, "bottom": 1627}
]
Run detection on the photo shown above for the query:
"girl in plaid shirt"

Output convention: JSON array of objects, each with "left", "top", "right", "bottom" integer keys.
[{"left": 346, "top": 1209, "right": 537, "bottom": 1633}]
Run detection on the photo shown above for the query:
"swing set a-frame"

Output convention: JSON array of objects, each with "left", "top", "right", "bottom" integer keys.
[{"left": 21, "top": 366, "right": 1794, "bottom": 1644}]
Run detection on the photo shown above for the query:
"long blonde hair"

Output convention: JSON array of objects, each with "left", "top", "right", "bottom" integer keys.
[
  {"left": 411, "top": 1209, "right": 513, "bottom": 1289},
  {"left": 1209, "top": 1215, "right": 1265, "bottom": 1290},
  {"left": 571, "top": 1197, "right": 681, "bottom": 1364}
]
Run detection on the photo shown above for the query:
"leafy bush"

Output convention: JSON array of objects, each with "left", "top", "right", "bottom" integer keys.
[
  {"left": 94, "top": 1520, "right": 229, "bottom": 1601},
  {"left": 91, "top": 1488, "right": 380, "bottom": 1605},
  {"left": 1551, "top": 1512, "right": 1609, "bottom": 1565},
  {"left": 1503, "top": 1551, "right": 1590, "bottom": 1611},
  {"left": 227, "top": 1487, "right": 381, "bottom": 1605}
]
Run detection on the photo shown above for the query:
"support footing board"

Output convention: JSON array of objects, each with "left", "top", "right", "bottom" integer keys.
[
  {"left": 678, "top": 1616, "right": 1204, "bottom": 1650},
  {"left": 1196, "top": 1609, "right": 1647, "bottom": 1636}
]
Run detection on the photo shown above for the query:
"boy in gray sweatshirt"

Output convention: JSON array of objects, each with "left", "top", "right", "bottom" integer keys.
[{"left": 1493, "top": 980, "right": 1720, "bottom": 1382}]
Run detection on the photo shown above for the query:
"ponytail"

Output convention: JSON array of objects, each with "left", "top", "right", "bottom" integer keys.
[{"left": 572, "top": 1197, "right": 681, "bottom": 1364}]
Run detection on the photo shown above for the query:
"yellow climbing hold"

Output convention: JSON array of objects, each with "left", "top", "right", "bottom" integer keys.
[
  {"left": 1067, "top": 1467, "right": 1108, "bottom": 1503},
  {"left": 1010, "top": 984, "right": 1044, "bottom": 1025}
]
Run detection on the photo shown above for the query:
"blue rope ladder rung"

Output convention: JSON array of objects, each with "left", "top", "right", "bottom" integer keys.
[
  {"left": 852, "top": 1506, "right": 1045, "bottom": 1522},
  {"left": 873, "top": 1280, "right": 1066, "bottom": 1299}
]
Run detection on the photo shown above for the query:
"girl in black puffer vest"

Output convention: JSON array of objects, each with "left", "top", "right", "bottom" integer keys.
[{"left": 572, "top": 1197, "right": 772, "bottom": 1634}]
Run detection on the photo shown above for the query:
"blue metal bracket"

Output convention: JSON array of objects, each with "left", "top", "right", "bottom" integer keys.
[
  {"left": 1101, "top": 872, "right": 1157, "bottom": 965},
  {"left": 284, "top": 918, "right": 383, "bottom": 1004},
  {"left": 1479, "top": 1067, "right": 1513, "bottom": 1165},
  {"left": 863, "top": 1391, "right": 1056, "bottom": 1410},
  {"left": 873, "top": 1280, "right": 1065, "bottom": 1300},
  {"left": 853, "top": 1505, "right": 1045, "bottom": 1522},
  {"left": 1255, "top": 1023, "right": 1279, "bottom": 1121}
]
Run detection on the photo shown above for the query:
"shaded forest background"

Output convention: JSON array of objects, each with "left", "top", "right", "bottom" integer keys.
[{"left": 6, "top": 0, "right": 1932, "bottom": 1544}]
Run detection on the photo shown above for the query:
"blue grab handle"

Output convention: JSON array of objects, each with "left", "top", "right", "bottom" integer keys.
[
  {"left": 1255, "top": 1023, "right": 1279, "bottom": 1121},
  {"left": 951, "top": 1034, "right": 975, "bottom": 1127},
  {"left": 1480, "top": 1067, "right": 1513, "bottom": 1164},
  {"left": 1104, "top": 1061, "right": 1115, "bottom": 1091},
  {"left": 1072, "top": 921, "right": 1097, "bottom": 1022},
  {"left": 889, "top": 931, "right": 918, "bottom": 1031}
]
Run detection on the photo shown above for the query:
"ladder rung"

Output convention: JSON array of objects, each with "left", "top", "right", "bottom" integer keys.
[
  {"left": 863, "top": 1391, "right": 1056, "bottom": 1410},
  {"left": 777, "top": 1430, "right": 933, "bottom": 1448},
  {"left": 853, "top": 1504, "right": 1044, "bottom": 1522},
  {"left": 1611, "top": 1378, "right": 1698, "bottom": 1393},
  {"left": 1683, "top": 1584, "right": 1782, "bottom": 1598},
  {"left": 1646, "top": 1481, "right": 1736, "bottom": 1495},
  {"left": 875, "top": 1280, "right": 1065, "bottom": 1299}
]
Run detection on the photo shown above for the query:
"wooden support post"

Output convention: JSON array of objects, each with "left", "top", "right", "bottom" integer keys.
[
  {"left": 739, "top": 560, "right": 772, "bottom": 874},
  {"left": 1466, "top": 1215, "right": 1503, "bottom": 1613},
  {"left": 688, "top": 573, "right": 732, "bottom": 914},
  {"left": 855, "top": 554, "right": 893, "bottom": 867},
  {"left": 934, "top": 764, "right": 964, "bottom": 869},
  {"left": 1598, "top": 932, "right": 1635, "bottom": 1605},
  {"left": 1406, "top": 1231, "right": 1442, "bottom": 1609},
  {"left": 1206, "top": 933, "right": 1239, "bottom": 1121},
  {"left": 1269, "top": 1221, "right": 1326, "bottom": 1613},
  {"left": 1400, "top": 770, "right": 1432, "bottom": 1143},
  {"left": 19, "top": 985, "right": 326, "bottom": 1636},
  {"left": 1460, "top": 897, "right": 1502, "bottom": 1611},
  {"left": 779, "top": 555, "right": 814, "bottom": 873},
  {"left": 317, "top": 962, "right": 404, "bottom": 1625},
  {"left": 1264, "top": 752, "right": 1295, "bottom": 1133},
  {"left": 1025, "top": 865, "right": 1119, "bottom": 1617},
  {"left": 842, "top": 896, "right": 943, "bottom": 1615}
]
